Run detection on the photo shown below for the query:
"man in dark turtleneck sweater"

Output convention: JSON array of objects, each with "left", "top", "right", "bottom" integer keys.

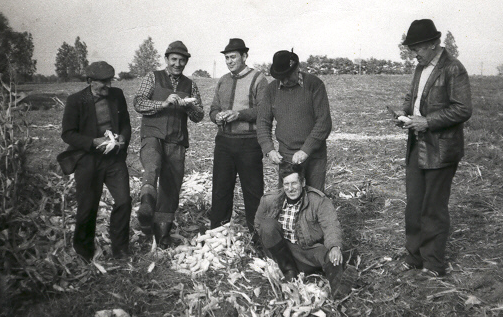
[
  {"left": 257, "top": 50, "right": 332, "bottom": 192},
  {"left": 254, "top": 163, "right": 355, "bottom": 298}
]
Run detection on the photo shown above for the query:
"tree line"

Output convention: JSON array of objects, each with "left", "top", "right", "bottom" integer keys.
[{"left": 4, "top": 10, "right": 503, "bottom": 84}]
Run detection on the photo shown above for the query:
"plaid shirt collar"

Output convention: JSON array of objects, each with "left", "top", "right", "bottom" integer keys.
[
  {"left": 278, "top": 71, "right": 303, "bottom": 89},
  {"left": 164, "top": 67, "right": 183, "bottom": 90}
]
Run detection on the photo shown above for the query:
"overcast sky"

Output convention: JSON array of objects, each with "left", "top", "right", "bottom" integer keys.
[{"left": 3, "top": 0, "right": 503, "bottom": 76}]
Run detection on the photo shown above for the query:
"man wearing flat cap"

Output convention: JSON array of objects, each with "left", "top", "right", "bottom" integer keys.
[
  {"left": 257, "top": 50, "right": 332, "bottom": 191},
  {"left": 61, "top": 61, "right": 132, "bottom": 261},
  {"left": 134, "top": 40, "right": 203, "bottom": 248},
  {"left": 392, "top": 19, "right": 472, "bottom": 277},
  {"left": 209, "top": 38, "right": 268, "bottom": 235}
]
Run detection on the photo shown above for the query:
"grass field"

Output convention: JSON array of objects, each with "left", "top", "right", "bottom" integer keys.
[{"left": 5, "top": 74, "right": 503, "bottom": 316}]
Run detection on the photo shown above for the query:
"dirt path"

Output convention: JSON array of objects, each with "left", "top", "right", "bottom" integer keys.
[{"left": 327, "top": 132, "right": 407, "bottom": 141}]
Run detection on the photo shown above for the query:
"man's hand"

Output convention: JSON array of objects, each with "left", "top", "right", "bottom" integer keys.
[
  {"left": 223, "top": 110, "right": 239, "bottom": 123},
  {"left": 93, "top": 137, "right": 109, "bottom": 152},
  {"left": 163, "top": 94, "right": 182, "bottom": 108},
  {"left": 215, "top": 112, "right": 226, "bottom": 125},
  {"left": 117, "top": 134, "right": 125, "bottom": 150},
  {"left": 267, "top": 150, "right": 283, "bottom": 164},
  {"left": 403, "top": 115, "right": 428, "bottom": 133},
  {"left": 392, "top": 110, "right": 407, "bottom": 127},
  {"left": 328, "top": 246, "right": 343, "bottom": 266},
  {"left": 292, "top": 150, "right": 308, "bottom": 164}
]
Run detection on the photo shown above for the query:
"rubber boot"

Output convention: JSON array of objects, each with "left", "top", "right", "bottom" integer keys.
[
  {"left": 153, "top": 222, "right": 173, "bottom": 249},
  {"left": 267, "top": 240, "right": 299, "bottom": 282},
  {"left": 323, "top": 262, "right": 357, "bottom": 299},
  {"left": 137, "top": 185, "right": 156, "bottom": 234}
]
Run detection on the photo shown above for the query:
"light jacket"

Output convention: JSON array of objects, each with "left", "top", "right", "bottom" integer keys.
[
  {"left": 254, "top": 186, "right": 342, "bottom": 250},
  {"left": 402, "top": 50, "right": 472, "bottom": 169}
]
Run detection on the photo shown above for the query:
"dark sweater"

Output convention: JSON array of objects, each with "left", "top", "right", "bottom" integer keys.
[{"left": 257, "top": 72, "right": 332, "bottom": 157}]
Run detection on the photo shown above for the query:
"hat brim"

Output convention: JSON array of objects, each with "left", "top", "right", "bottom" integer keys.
[
  {"left": 402, "top": 32, "right": 441, "bottom": 46},
  {"left": 165, "top": 50, "right": 191, "bottom": 58},
  {"left": 220, "top": 48, "right": 249, "bottom": 54},
  {"left": 270, "top": 60, "right": 299, "bottom": 79}
]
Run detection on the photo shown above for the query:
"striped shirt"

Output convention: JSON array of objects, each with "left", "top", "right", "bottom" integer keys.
[
  {"left": 133, "top": 68, "right": 203, "bottom": 122},
  {"left": 278, "top": 199, "right": 302, "bottom": 243}
]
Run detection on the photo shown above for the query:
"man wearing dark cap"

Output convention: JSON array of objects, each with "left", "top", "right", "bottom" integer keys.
[
  {"left": 61, "top": 61, "right": 132, "bottom": 261},
  {"left": 209, "top": 38, "right": 268, "bottom": 235},
  {"left": 257, "top": 50, "right": 332, "bottom": 191},
  {"left": 134, "top": 40, "right": 203, "bottom": 248},
  {"left": 392, "top": 19, "right": 472, "bottom": 277}
]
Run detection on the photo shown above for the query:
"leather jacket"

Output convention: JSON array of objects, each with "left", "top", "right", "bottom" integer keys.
[{"left": 402, "top": 50, "right": 472, "bottom": 169}]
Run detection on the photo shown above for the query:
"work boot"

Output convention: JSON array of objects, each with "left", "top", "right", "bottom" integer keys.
[
  {"left": 323, "top": 263, "right": 358, "bottom": 299},
  {"left": 153, "top": 222, "right": 173, "bottom": 249},
  {"left": 137, "top": 186, "right": 156, "bottom": 234},
  {"left": 267, "top": 240, "right": 299, "bottom": 282}
]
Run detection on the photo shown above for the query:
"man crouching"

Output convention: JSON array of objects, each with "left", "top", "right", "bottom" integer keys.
[{"left": 254, "top": 163, "right": 354, "bottom": 297}]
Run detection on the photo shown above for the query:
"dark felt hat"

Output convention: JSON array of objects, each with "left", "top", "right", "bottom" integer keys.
[
  {"left": 165, "top": 41, "right": 191, "bottom": 58},
  {"left": 270, "top": 50, "right": 299, "bottom": 79},
  {"left": 402, "top": 19, "right": 442, "bottom": 46},
  {"left": 85, "top": 61, "right": 115, "bottom": 80},
  {"left": 221, "top": 38, "right": 249, "bottom": 54}
]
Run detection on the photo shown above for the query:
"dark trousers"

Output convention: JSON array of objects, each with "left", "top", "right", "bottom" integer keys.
[
  {"left": 279, "top": 148, "right": 327, "bottom": 192},
  {"left": 210, "top": 135, "right": 264, "bottom": 233},
  {"left": 74, "top": 153, "right": 131, "bottom": 259},
  {"left": 405, "top": 143, "right": 458, "bottom": 274},
  {"left": 256, "top": 217, "right": 330, "bottom": 273},
  {"left": 140, "top": 137, "right": 185, "bottom": 218}
]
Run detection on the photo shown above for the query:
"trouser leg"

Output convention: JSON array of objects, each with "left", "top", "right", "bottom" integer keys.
[
  {"left": 104, "top": 158, "right": 132, "bottom": 255},
  {"left": 210, "top": 136, "right": 237, "bottom": 229},
  {"left": 404, "top": 143, "right": 425, "bottom": 267},
  {"left": 138, "top": 137, "right": 162, "bottom": 231},
  {"left": 73, "top": 155, "right": 103, "bottom": 261},
  {"left": 156, "top": 142, "right": 185, "bottom": 215},
  {"left": 154, "top": 142, "right": 185, "bottom": 248},
  {"left": 235, "top": 138, "right": 264, "bottom": 234},
  {"left": 420, "top": 164, "right": 457, "bottom": 274}
]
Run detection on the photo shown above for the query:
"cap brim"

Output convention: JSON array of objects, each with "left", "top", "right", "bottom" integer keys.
[
  {"left": 220, "top": 48, "right": 249, "bottom": 54},
  {"left": 402, "top": 32, "right": 441, "bottom": 46}
]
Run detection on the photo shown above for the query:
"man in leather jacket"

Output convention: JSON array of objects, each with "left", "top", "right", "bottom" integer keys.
[{"left": 395, "top": 19, "right": 472, "bottom": 277}]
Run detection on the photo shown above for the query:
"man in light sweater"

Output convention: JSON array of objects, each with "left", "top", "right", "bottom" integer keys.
[
  {"left": 209, "top": 39, "right": 268, "bottom": 234},
  {"left": 257, "top": 50, "right": 332, "bottom": 191}
]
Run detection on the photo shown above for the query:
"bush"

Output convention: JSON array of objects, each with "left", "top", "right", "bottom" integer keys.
[
  {"left": 118, "top": 71, "right": 136, "bottom": 80},
  {"left": 192, "top": 69, "right": 211, "bottom": 78}
]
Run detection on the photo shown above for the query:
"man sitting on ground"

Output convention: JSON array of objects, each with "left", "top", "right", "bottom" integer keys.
[{"left": 254, "top": 163, "right": 356, "bottom": 297}]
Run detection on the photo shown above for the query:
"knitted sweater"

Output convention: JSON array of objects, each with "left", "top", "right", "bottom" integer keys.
[
  {"left": 209, "top": 68, "right": 268, "bottom": 138},
  {"left": 257, "top": 72, "right": 332, "bottom": 157}
]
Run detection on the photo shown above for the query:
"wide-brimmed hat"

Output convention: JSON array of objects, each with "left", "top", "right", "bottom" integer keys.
[
  {"left": 165, "top": 41, "right": 191, "bottom": 58},
  {"left": 221, "top": 38, "right": 249, "bottom": 54},
  {"left": 85, "top": 61, "right": 115, "bottom": 80},
  {"left": 270, "top": 50, "right": 299, "bottom": 79},
  {"left": 402, "top": 19, "right": 441, "bottom": 46}
]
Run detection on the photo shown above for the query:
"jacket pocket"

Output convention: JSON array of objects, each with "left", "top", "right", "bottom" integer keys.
[{"left": 438, "top": 134, "right": 462, "bottom": 164}]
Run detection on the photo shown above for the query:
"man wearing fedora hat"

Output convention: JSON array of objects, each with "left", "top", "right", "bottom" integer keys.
[
  {"left": 209, "top": 38, "right": 268, "bottom": 234},
  {"left": 61, "top": 61, "right": 132, "bottom": 261},
  {"left": 257, "top": 50, "right": 332, "bottom": 191},
  {"left": 134, "top": 40, "right": 203, "bottom": 248},
  {"left": 392, "top": 19, "right": 472, "bottom": 277}
]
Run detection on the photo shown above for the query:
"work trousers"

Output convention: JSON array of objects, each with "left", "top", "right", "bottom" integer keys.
[
  {"left": 74, "top": 153, "right": 131, "bottom": 260},
  {"left": 405, "top": 142, "right": 458, "bottom": 274},
  {"left": 140, "top": 137, "right": 185, "bottom": 219},
  {"left": 210, "top": 135, "right": 264, "bottom": 233},
  {"left": 256, "top": 217, "right": 330, "bottom": 273},
  {"left": 279, "top": 147, "right": 327, "bottom": 192}
]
